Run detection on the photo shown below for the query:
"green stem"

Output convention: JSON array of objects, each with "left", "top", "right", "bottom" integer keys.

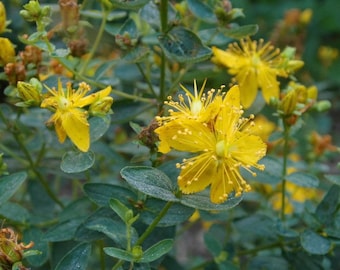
[
  {"left": 0, "top": 108, "right": 65, "bottom": 209},
  {"left": 158, "top": 0, "right": 168, "bottom": 107},
  {"left": 136, "top": 63, "right": 157, "bottom": 98},
  {"left": 55, "top": 58, "right": 156, "bottom": 104},
  {"left": 281, "top": 121, "right": 290, "bottom": 221},
  {"left": 78, "top": 4, "right": 109, "bottom": 76},
  {"left": 136, "top": 201, "right": 173, "bottom": 245},
  {"left": 111, "top": 201, "right": 173, "bottom": 270}
]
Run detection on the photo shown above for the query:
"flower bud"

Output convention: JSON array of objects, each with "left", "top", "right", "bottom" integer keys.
[
  {"left": 0, "top": 153, "right": 8, "bottom": 176},
  {"left": 0, "top": 228, "right": 33, "bottom": 269},
  {"left": 0, "top": 37, "right": 15, "bottom": 66},
  {"left": 21, "top": 0, "right": 42, "bottom": 21},
  {"left": 280, "top": 89, "right": 297, "bottom": 116},
  {"left": 89, "top": 97, "right": 113, "bottom": 116},
  {"left": 314, "top": 100, "right": 331, "bottom": 112},
  {"left": 16, "top": 78, "right": 42, "bottom": 106},
  {"left": 132, "top": 245, "right": 143, "bottom": 260}
]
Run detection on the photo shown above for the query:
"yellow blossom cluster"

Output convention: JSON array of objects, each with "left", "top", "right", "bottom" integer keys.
[
  {"left": 212, "top": 37, "right": 304, "bottom": 108},
  {"left": 155, "top": 81, "right": 267, "bottom": 204},
  {"left": 41, "top": 80, "right": 113, "bottom": 152},
  {"left": 0, "top": 2, "right": 15, "bottom": 66}
]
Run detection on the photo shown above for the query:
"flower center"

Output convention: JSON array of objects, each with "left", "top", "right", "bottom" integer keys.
[
  {"left": 251, "top": 54, "right": 261, "bottom": 67},
  {"left": 190, "top": 99, "right": 203, "bottom": 117},
  {"left": 58, "top": 96, "right": 70, "bottom": 111},
  {"left": 215, "top": 140, "right": 226, "bottom": 157}
]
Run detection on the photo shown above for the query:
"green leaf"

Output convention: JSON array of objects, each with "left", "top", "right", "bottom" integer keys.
[
  {"left": 0, "top": 202, "right": 30, "bottom": 223},
  {"left": 141, "top": 239, "right": 173, "bottom": 263},
  {"left": 243, "top": 156, "right": 282, "bottom": 185},
  {"left": 180, "top": 190, "right": 243, "bottom": 211},
  {"left": 60, "top": 150, "right": 95, "bottom": 173},
  {"left": 104, "top": 247, "right": 135, "bottom": 262},
  {"left": 286, "top": 172, "right": 319, "bottom": 188},
  {"left": 104, "top": 239, "right": 173, "bottom": 263},
  {"left": 315, "top": 184, "right": 340, "bottom": 225},
  {"left": 110, "top": 0, "right": 150, "bottom": 10},
  {"left": 248, "top": 256, "right": 289, "bottom": 270},
  {"left": 324, "top": 174, "right": 340, "bottom": 186},
  {"left": 123, "top": 46, "right": 150, "bottom": 63},
  {"left": 89, "top": 115, "right": 111, "bottom": 143},
  {"left": 187, "top": 0, "right": 217, "bottom": 23},
  {"left": 23, "top": 227, "right": 49, "bottom": 267},
  {"left": 83, "top": 183, "right": 137, "bottom": 207},
  {"left": 300, "top": 230, "right": 331, "bottom": 255},
  {"left": 85, "top": 217, "right": 138, "bottom": 248},
  {"left": 158, "top": 27, "right": 212, "bottom": 63},
  {"left": 140, "top": 198, "right": 194, "bottom": 227},
  {"left": 140, "top": 1, "right": 177, "bottom": 30},
  {"left": 0, "top": 172, "right": 27, "bottom": 204},
  {"left": 221, "top": 24, "right": 259, "bottom": 39},
  {"left": 109, "top": 198, "right": 132, "bottom": 223},
  {"left": 118, "top": 18, "right": 138, "bottom": 38},
  {"left": 55, "top": 243, "right": 92, "bottom": 270},
  {"left": 74, "top": 208, "right": 117, "bottom": 242},
  {"left": 43, "top": 217, "right": 85, "bottom": 242},
  {"left": 120, "top": 166, "right": 179, "bottom": 202}
]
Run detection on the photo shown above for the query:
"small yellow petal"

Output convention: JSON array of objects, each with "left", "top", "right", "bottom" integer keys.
[{"left": 61, "top": 109, "right": 90, "bottom": 152}]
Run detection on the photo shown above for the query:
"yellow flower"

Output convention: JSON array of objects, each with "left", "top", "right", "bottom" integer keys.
[
  {"left": 155, "top": 85, "right": 267, "bottom": 203},
  {"left": 0, "top": 37, "right": 15, "bottom": 66},
  {"left": 157, "top": 80, "right": 223, "bottom": 125},
  {"left": 41, "top": 80, "right": 112, "bottom": 152},
  {"left": 212, "top": 38, "right": 289, "bottom": 108},
  {"left": 0, "top": 1, "right": 6, "bottom": 33}
]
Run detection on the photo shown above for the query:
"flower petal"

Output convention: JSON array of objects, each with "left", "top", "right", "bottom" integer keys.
[
  {"left": 61, "top": 109, "right": 90, "bottom": 152},
  {"left": 178, "top": 152, "right": 217, "bottom": 194},
  {"left": 155, "top": 120, "right": 215, "bottom": 154}
]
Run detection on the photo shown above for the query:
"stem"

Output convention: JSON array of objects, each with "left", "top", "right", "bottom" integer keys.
[
  {"left": 111, "top": 201, "right": 174, "bottom": 270},
  {"left": 158, "top": 0, "right": 168, "bottom": 107},
  {"left": 281, "top": 121, "right": 290, "bottom": 221},
  {"left": 0, "top": 108, "right": 65, "bottom": 208},
  {"left": 55, "top": 58, "right": 156, "bottom": 104},
  {"left": 136, "top": 63, "right": 157, "bottom": 98},
  {"left": 78, "top": 4, "right": 109, "bottom": 76},
  {"left": 135, "top": 201, "right": 173, "bottom": 245}
]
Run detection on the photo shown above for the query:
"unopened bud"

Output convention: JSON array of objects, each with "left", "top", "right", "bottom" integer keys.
[
  {"left": 17, "top": 78, "right": 42, "bottom": 106},
  {"left": 314, "top": 100, "right": 331, "bottom": 112},
  {"left": 0, "top": 37, "right": 15, "bottom": 66},
  {"left": 280, "top": 90, "right": 297, "bottom": 115},
  {"left": 132, "top": 245, "right": 143, "bottom": 260}
]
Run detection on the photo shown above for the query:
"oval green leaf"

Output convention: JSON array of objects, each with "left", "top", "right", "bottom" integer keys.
[
  {"left": 85, "top": 217, "right": 138, "bottom": 248},
  {"left": 89, "top": 115, "right": 111, "bottom": 143},
  {"left": 120, "top": 166, "right": 179, "bottom": 202},
  {"left": 43, "top": 217, "right": 85, "bottom": 242},
  {"left": 300, "top": 230, "right": 331, "bottom": 255},
  {"left": 221, "top": 24, "right": 259, "bottom": 39},
  {"left": 104, "top": 247, "right": 134, "bottom": 261},
  {"left": 286, "top": 172, "right": 319, "bottom": 188},
  {"left": 60, "top": 150, "right": 95, "bottom": 173},
  {"left": 83, "top": 183, "right": 137, "bottom": 207},
  {"left": 0, "top": 172, "right": 27, "bottom": 204},
  {"left": 140, "top": 239, "right": 173, "bottom": 263},
  {"left": 187, "top": 0, "right": 217, "bottom": 23},
  {"left": 23, "top": 227, "right": 49, "bottom": 267},
  {"left": 140, "top": 198, "right": 194, "bottom": 227},
  {"left": 55, "top": 243, "right": 92, "bottom": 270},
  {"left": 180, "top": 190, "right": 243, "bottom": 211},
  {"left": 158, "top": 27, "right": 212, "bottom": 63},
  {"left": 0, "top": 202, "right": 30, "bottom": 223}
]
